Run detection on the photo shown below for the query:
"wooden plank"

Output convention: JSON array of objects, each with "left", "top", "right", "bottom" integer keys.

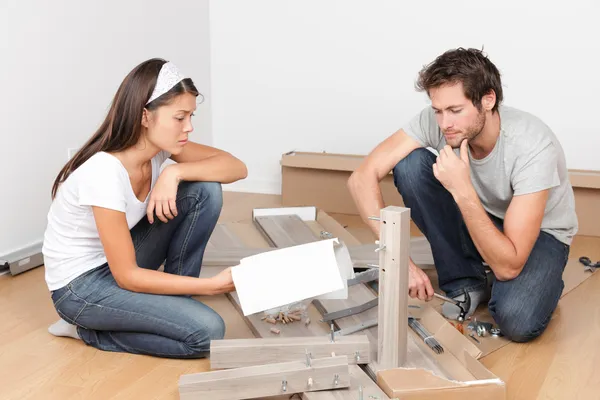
[
  {"left": 377, "top": 206, "right": 410, "bottom": 370},
  {"left": 202, "top": 238, "right": 434, "bottom": 269},
  {"left": 202, "top": 239, "right": 433, "bottom": 268},
  {"left": 178, "top": 356, "right": 350, "bottom": 400},
  {"left": 210, "top": 335, "right": 371, "bottom": 369},
  {"left": 348, "top": 240, "right": 433, "bottom": 269},
  {"left": 254, "top": 215, "right": 319, "bottom": 247},
  {"left": 321, "top": 298, "right": 378, "bottom": 322},
  {"left": 203, "top": 247, "right": 265, "bottom": 266},
  {"left": 302, "top": 365, "right": 390, "bottom": 400},
  {"left": 208, "top": 224, "right": 246, "bottom": 248}
]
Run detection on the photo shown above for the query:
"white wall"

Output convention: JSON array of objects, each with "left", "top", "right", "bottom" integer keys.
[
  {"left": 210, "top": 0, "right": 600, "bottom": 194},
  {"left": 0, "top": 0, "right": 212, "bottom": 256}
]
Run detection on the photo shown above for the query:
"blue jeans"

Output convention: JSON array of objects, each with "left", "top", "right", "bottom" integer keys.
[
  {"left": 393, "top": 149, "right": 569, "bottom": 342},
  {"left": 50, "top": 181, "right": 225, "bottom": 358}
]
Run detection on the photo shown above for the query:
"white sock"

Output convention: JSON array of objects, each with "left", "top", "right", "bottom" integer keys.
[{"left": 48, "top": 319, "right": 81, "bottom": 340}]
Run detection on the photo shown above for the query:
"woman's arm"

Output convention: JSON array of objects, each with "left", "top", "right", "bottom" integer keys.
[
  {"left": 92, "top": 206, "right": 235, "bottom": 295},
  {"left": 169, "top": 141, "right": 248, "bottom": 183}
]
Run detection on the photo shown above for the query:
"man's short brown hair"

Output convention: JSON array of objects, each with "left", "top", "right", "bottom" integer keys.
[{"left": 416, "top": 48, "right": 503, "bottom": 112}]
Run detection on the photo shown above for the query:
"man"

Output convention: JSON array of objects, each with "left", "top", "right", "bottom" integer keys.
[{"left": 348, "top": 48, "right": 577, "bottom": 342}]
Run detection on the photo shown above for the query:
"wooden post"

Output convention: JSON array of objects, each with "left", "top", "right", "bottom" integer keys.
[{"left": 377, "top": 206, "right": 410, "bottom": 369}]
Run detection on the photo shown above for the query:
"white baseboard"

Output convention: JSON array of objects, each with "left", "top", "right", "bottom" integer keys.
[
  {"left": 222, "top": 178, "right": 281, "bottom": 195},
  {"left": 1, "top": 239, "right": 44, "bottom": 276}
]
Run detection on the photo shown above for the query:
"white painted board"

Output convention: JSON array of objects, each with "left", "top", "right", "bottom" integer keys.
[{"left": 231, "top": 239, "right": 347, "bottom": 316}]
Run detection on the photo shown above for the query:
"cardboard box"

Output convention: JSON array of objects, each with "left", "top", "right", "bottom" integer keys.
[
  {"left": 281, "top": 151, "right": 600, "bottom": 237},
  {"left": 377, "top": 306, "right": 506, "bottom": 400}
]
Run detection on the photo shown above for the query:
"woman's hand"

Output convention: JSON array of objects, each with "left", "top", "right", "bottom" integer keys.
[
  {"left": 147, "top": 165, "right": 181, "bottom": 223},
  {"left": 208, "top": 267, "right": 236, "bottom": 295}
]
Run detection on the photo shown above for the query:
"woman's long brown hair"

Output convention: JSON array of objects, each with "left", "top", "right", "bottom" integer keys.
[{"left": 51, "top": 58, "right": 199, "bottom": 199}]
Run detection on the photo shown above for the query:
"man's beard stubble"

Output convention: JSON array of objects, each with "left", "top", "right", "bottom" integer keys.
[{"left": 447, "top": 110, "right": 486, "bottom": 149}]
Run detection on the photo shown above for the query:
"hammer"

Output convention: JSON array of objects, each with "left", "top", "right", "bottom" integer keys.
[{"left": 433, "top": 292, "right": 471, "bottom": 322}]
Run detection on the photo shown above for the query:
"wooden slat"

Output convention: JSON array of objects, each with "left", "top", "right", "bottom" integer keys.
[
  {"left": 302, "top": 365, "right": 390, "bottom": 400},
  {"left": 254, "top": 215, "right": 319, "bottom": 247},
  {"left": 377, "top": 206, "right": 410, "bottom": 370},
  {"left": 178, "top": 356, "right": 350, "bottom": 400},
  {"left": 208, "top": 224, "right": 246, "bottom": 249},
  {"left": 210, "top": 335, "right": 371, "bottom": 369},
  {"left": 202, "top": 238, "right": 433, "bottom": 268}
]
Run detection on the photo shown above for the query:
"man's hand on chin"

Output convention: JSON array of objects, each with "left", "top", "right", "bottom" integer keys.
[{"left": 433, "top": 139, "right": 475, "bottom": 200}]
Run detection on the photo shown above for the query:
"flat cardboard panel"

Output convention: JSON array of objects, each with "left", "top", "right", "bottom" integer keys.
[
  {"left": 376, "top": 308, "right": 505, "bottom": 400},
  {"left": 377, "top": 368, "right": 505, "bottom": 400},
  {"left": 574, "top": 188, "right": 600, "bottom": 237}
]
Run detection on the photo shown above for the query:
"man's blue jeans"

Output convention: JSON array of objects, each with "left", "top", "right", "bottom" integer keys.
[
  {"left": 50, "top": 181, "right": 225, "bottom": 358},
  {"left": 393, "top": 149, "right": 569, "bottom": 342}
]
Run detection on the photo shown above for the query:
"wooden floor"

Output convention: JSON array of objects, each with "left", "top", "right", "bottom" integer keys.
[{"left": 1, "top": 191, "right": 599, "bottom": 399}]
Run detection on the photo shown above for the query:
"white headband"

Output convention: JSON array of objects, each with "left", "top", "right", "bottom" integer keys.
[{"left": 146, "top": 61, "right": 186, "bottom": 105}]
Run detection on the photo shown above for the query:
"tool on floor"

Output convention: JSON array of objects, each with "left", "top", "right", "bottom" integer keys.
[
  {"left": 579, "top": 256, "right": 600, "bottom": 272},
  {"left": 433, "top": 291, "right": 471, "bottom": 322},
  {"left": 408, "top": 317, "right": 444, "bottom": 354},
  {"left": 467, "top": 319, "right": 500, "bottom": 338},
  {"left": 469, "top": 333, "right": 480, "bottom": 344}
]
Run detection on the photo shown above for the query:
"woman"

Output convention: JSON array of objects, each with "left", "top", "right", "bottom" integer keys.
[{"left": 42, "top": 58, "right": 247, "bottom": 358}]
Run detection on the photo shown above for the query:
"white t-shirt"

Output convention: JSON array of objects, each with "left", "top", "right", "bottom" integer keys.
[{"left": 42, "top": 150, "right": 170, "bottom": 291}]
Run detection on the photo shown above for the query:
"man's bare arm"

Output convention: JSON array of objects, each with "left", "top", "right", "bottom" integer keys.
[
  {"left": 347, "top": 128, "right": 422, "bottom": 236},
  {"left": 455, "top": 188, "right": 549, "bottom": 280}
]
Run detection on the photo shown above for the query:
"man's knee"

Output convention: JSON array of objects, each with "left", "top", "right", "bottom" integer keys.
[
  {"left": 392, "top": 148, "right": 436, "bottom": 195},
  {"left": 489, "top": 299, "right": 552, "bottom": 343}
]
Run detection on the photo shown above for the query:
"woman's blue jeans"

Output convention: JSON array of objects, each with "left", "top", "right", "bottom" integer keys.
[{"left": 50, "top": 181, "right": 225, "bottom": 358}]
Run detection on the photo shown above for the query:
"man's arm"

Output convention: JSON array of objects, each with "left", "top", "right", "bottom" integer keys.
[
  {"left": 347, "top": 128, "right": 422, "bottom": 236},
  {"left": 348, "top": 128, "right": 435, "bottom": 301},
  {"left": 455, "top": 188, "right": 548, "bottom": 281},
  {"left": 434, "top": 141, "right": 550, "bottom": 281}
]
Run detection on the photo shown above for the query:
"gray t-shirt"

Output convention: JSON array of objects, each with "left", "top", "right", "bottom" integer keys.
[{"left": 403, "top": 105, "right": 578, "bottom": 245}]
